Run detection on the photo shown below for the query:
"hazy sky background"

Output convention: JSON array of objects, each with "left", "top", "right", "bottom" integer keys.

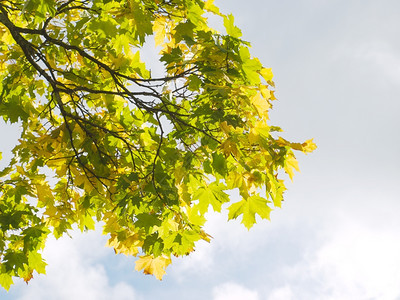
[{"left": 1, "top": 0, "right": 400, "bottom": 299}]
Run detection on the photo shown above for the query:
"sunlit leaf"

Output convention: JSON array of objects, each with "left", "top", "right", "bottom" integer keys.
[
  {"left": 0, "top": 0, "right": 315, "bottom": 287},
  {"left": 135, "top": 255, "right": 172, "bottom": 280}
]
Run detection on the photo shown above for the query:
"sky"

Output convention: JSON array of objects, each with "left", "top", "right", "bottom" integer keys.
[{"left": 1, "top": 0, "right": 400, "bottom": 299}]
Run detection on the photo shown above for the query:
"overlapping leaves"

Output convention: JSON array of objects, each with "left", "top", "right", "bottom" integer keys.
[{"left": 0, "top": 0, "right": 315, "bottom": 289}]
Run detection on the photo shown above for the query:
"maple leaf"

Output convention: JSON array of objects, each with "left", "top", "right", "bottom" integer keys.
[
  {"left": 0, "top": 0, "right": 315, "bottom": 288},
  {"left": 260, "top": 68, "right": 274, "bottom": 82},
  {"left": 135, "top": 255, "right": 172, "bottom": 280},
  {"left": 284, "top": 154, "right": 300, "bottom": 181},
  {"left": 36, "top": 182, "right": 54, "bottom": 205},
  {"left": 28, "top": 252, "right": 47, "bottom": 275},
  {"left": 223, "top": 14, "right": 242, "bottom": 38},
  {"left": 251, "top": 92, "right": 270, "bottom": 119},
  {"left": 193, "top": 182, "right": 230, "bottom": 214},
  {"left": 277, "top": 137, "right": 317, "bottom": 154},
  {"left": 22, "top": 271, "right": 33, "bottom": 284},
  {"left": 0, "top": 273, "right": 13, "bottom": 291},
  {"left": 302, "top": 139, "right": 318, "bottom": 153},
  {"left": 153, "top": 17, "right": 166, "bottom": 47},
  {"left": 228, "top": 195, "right": 272, "bottom": 229}
]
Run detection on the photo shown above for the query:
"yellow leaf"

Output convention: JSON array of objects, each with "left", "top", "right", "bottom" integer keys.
[
  {"left": 278, "top": 137, "right": 302, "bottom": 150},
  {"left": 205, "top": 0, "right": 221, "bottom": 14},
  {"left": 0, "top": 273, "right": 13, "bottom": 291},
  {"left": 21, "top": 270, "right": 33, "bottom": 284},
  {"left": 219, "top": 121, "right": 230, "bottom": 135},
  {"left": 301, "top": 139, "right": 317, "bottom": 153},
  {"left": 248, "top": 120, "right": 270, "bottom": 144},
  {"left": 36, "top": 182, "right": 54, "bottom": 205},
  {"left": 266, "top": 174, "right": 286, "bottom": 207},
  {"left": 270, "top": 90, "right": 276, "bottom": 100},
  {"left": 44, "top": 205, "right": 58, "bottom": 218},
  {"left": 47, "top": 158, "right": 68, "bottom": 176},
  {"left": 174, "top": 164, "right": 186, "bottom": 184},
  {"left": 135, "top": 255, "right": 171, "bottom": 280},
  {"left": 153, "top": 18, "right": 166, "bottom": 47},
  {"left": 259, "top": 85, "right": 271, "bottom": 99},
  {"left": 74, "top": 174, "right": 95, "bottom": 193},
  {"left": 16, "top": 165, "right": 26, "bottom": 176},
  {"left": 284, "top": 154, "right": 300, "bottom": 181},
  {"left": 28, "top": 252, "right": 47, "bottom": 275},
  {"left": 221, "top": 139, "right": 240, "bottom": 159},
  {"left": 248, "top": 129, "right": 259, "bottom": 144},
  {"left": 260, "top": 67, "right": 273, "bottom": 82},
  {"left": 200, "top": 230, "right": 212, "bottom": 242},
  {"left": 59, "top": 94, "right": 70, "bottom": 104},
  {"left": 107, "top": 233, "right": 142, "bottom": 256},
  {"left": 251, "top": 92, "right": 270, "bottom": 119},
  {"left": 277, "top": 137, "right": 317, "bottom": 154},
  {"left": 2, "top": 30, "right": 14, "bottom": 45},
  {"left": 79, "top": 214, "right": 95, "bottom": 231},
  {"left": 103, "top": 214, "right": 121, "bottom": 234}
]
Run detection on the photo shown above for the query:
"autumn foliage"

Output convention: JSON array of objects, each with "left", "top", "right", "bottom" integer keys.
[{"left": 0, "top": 0, "right": 315, "bottom": 289}]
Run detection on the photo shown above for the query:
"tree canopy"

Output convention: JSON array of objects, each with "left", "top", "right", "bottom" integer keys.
[{"left": 0, "top": 0, "right": 316, "bottom": 289}]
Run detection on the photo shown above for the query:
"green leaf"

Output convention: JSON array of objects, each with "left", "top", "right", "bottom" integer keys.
[
  {"left": 4, "top": 252, "right": 28, "bottom": 273},
  {"left": 188, "top": 74, "right": 202, "bottom": 91},
  {"left": 211, "top": 152, "right": 227, "bottom": 177},
  {"left": 0, "top": 100, "right": 30, "bottom": 123},
  {"left": 223, "top": 14, "right": 242, "bottom": 38},
  {"left": 0, "top": 273, "right": 13, "bottom": 291},
  {"left": 28, "top": 252, "right": 47, "bottom": 274},
  {"left": 186, "top": 2, "right": 205, "bottom": 25},
  {"left": 0, "top": 0, "right": 315, "bottom": 286},
  {"left": 193, "top": 182, "right": 230, "bottom": 214},
  {"left": 174, "top": 21, "right": 196, "bottom": 44},
  {"left": 228, "top": 195, "right": 272, "bottom": 229},
  {"left": 135, "top": 213, "right": 162, "bottom": 233}
]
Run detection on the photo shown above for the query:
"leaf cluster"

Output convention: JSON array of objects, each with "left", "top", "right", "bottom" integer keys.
[{"left": 0, "top": 0, "right": 316, "bottom": 288}]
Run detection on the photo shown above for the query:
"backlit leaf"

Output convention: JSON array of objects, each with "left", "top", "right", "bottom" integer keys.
[
  {"left": 223, "top": 14, "right": 242, "bottom": 38},
  {"left": 228, "top": 195, "right": 272, "bottom": 229},
  {"left": 0, "top": 273, "right": 13, "bottom": 291},
  {"left": 0, "top": 0, "right": 315, "bottom": 287},
  {"left": 135, "top": 255, "right": 172, "bottom": 280}
]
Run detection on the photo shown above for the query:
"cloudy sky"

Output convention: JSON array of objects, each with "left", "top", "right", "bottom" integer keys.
[{"left": 1, "top": 0, "right": 400, "bottom": 299}]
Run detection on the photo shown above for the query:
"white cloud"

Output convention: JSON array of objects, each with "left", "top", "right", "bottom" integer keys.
[
  {"left": 172, "top": 239, "right": 215, "bottom": 278},
  {"left": 311, "top": 221, "right": 400, "bottom": 299},
  {"left": 271, "top": 215, "right": 400, "bottom": 300},
  {"left": 171, "top": 206, "right": 273, "bottom": 278},
  {"left": 267, "top": 285, "right": 294, "bottom": 300},
  {"left": 212, "top": 282, "right": 259, "bottom": 300},
  {"left": 15, "top": 227, "right": 139, "bottom": 300},
  {"left": 352, "top": 42, "right": 400, "bottom": 85},
  {"left": 2, "top": 2, "right": 400, "bottom": 300}
]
